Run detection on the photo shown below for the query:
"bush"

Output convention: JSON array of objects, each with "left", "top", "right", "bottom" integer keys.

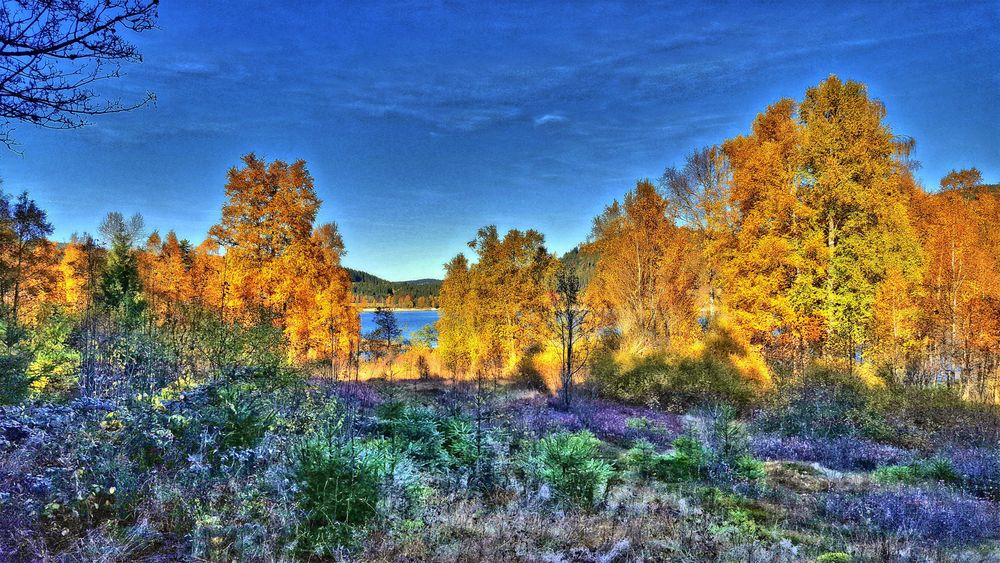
[
  {"left": 26, "top": 308, "right": 81, "bottom": 398},
  {"left": 700, "top": 405, "right": 766, "bottom": 485},
  {"left": 661, "top": 436, "right": 709, "bottom": 481},
  {"left": 874, "top": 457, "right": 959, "bottom": 486},
  {"left": 916, "top": 457, "right": 959, "bottom": 483},
  {"left": 871, "top": 464, "right": 918, "bottom": 485},
  {"left": 292, "top": 434, "right": 386, "bottom": 553},
  {"left": 757, "top": 366, "right": 889, "bottom": 440},
  {"left": 816, "top": 553, "right": 852, "bottom": 563},
  {"left": 887, "top": 387, "right": 1000, "bottom": 448},
  {"left": 439, "top": 415, "right": 478, "bottom": 468},
  {"left": 732, "top": 455, "right": 767, "bottom": 482},
  {"left": 0, "top": 350, "right": 31, "bottom": 405},
  {"left": 534, "top": 431, "right": 613, "bottom": 507},
  {"left": 211, "top": 385, "right": 276, "bottom": 450},
  {"left": 623, "top": 435, "right": 707, "bottom": 483},
  {"left": 622, "top": 439, "right": 660, "bottom": 478},
  {"left": 376, "top": 401, "right": 446, "bottom": 465},
  {"left": 591, "top": 350, "right": 756, "bottom": 413}
]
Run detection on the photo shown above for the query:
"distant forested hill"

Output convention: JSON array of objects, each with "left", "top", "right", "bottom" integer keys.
[{"left": 346, "top": 268, "right": 442, "bottom": 308}]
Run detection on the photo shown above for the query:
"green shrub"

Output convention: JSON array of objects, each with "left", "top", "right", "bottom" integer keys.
[
  {"left": 0, "top": 350, "right": 31, "bottom": 404},
  {"left": 759, "top": 366, "right": 890, "bottom": 440},
  {"left": 622, "top": 436, "right": 712, "bottom": 483},
  {"left": 117, "top": 404, "right": 181, "bottom": 470},
  {"left": 626, "top": 416, "right": 652, "bottom": 430},
  {"left": 439, "top": 415, "right": 478, "bottom": 468},
  {"left": 292, "top": 434, "right": 386, "bottom": 553},
  {"left": 536, "top": 431, "right": 613, "bottom": 507},
  {"left": 0, "top": 319, "right": 34, "bottom": 404},
  {"left": 660, "top": 435, "right": 708, "bottom": 482},
  {"left": 874, "top": 457, "right": 959, "bottom": 485},
  {"left": 816, "top": 553, "right": 852, "bottom": 563},
  {"left": 212, "top": 385, "right": 276, "bottom": 450},
  {"left": 591, "top": 350, "right": 756, "bottom": 412},
  {"left": 700, "top": 405, "right": 767, "bottom": 484},
  {"left": 733, "top": 455, "right": 767, "bottom": 482},
  {"left": 917, "top": 456, "right": 959, "bottom": 483},
  {"left": 872, "top": 464, "right": 918, "bottom": 485},
  {"left": 622, "top": 439, "right": 661, "bottom": 478},
  {"left": 707, "top": 405, "right": 751, "bottom": 460},
  {"left": 376, "top": 401, "right": 446, "bottom": 464},
  {"left": 26, "top": 308, "right": 80, "bottom": 398}
]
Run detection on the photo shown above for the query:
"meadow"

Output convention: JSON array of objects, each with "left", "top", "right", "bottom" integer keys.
[{"left": 4, "top": 362, "right": 1000, "bottom": 561}]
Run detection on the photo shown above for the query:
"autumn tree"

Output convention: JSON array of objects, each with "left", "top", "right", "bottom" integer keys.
[
  {"left": 59, "top": 233, "right": 101, "bottom": 314},
  {"left": 0, "top": 191, "right": 55, "bottom": 322},
  {"left": 436, "top": 254, "right": 473, "bottom": 378},
  {"left": 209, "top": 154, "right": 319, "bottom": 317},
  {"left": 911, "top": 170, "right": 1000, "bottom": 394},
  {"left": 714, "top": 99, "right": 811, "bottom": 370},
  {"left": 585, "top": 179, "right": 699, "bottom": 354},
  {"left": 940, "top": 168, "right": 984, "bottom": 198},
  {"left": 140, "top": 230, "right": 194, "bottom": 323},
  {"left": 189, "top": 239, "right": 224, "bottom": 311},
  {"left": 796, "top": 76, "right": 923, "bottom": 372},
  {"left": 436, "top": 226, "right": 556, "bottom": 377},
  {"left": 209, "top": 155, "right": 357, "bottom": 366}
]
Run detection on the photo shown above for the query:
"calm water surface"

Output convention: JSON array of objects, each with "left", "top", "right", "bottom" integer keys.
[{"left": 360, "top": 310, "right": 439, "bottom": 341}]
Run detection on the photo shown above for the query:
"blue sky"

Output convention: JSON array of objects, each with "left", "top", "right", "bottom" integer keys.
[{"left": 1, "top": 1, "right": 997, "bottom": 280}]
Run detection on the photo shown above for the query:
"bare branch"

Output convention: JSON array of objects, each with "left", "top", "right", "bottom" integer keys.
[{"left": 0, "top": 0, "right": 158, "bottom": 148}]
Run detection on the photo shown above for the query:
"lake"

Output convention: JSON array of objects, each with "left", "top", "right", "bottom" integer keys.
[{"left": 360, "top": 309, "right": 439, "bottom": 342}]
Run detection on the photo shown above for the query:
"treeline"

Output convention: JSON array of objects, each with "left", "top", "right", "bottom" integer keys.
[
  {"left": 436, "top": 76, "right": 1000, "bottom": 403},
  {"left": 348, "top": 268, "right": 441, "bottom": 308},
  {"left": 0, "top": 154, "right": 359, "bottom": 403}
]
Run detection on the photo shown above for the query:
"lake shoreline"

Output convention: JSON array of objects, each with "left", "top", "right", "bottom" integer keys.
[
  {"left": 360, "top": 309, "right": 440, "bottom": 341},
  {"left": 358, "top": 307, "right": 439, "bottom": 312}
]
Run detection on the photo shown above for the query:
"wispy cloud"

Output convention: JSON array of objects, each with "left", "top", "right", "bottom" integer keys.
[{"left": 534, "top": 113, "right": 568, "bottom": 126}]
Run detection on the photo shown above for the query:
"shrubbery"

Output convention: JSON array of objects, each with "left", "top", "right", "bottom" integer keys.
[
  {"left": 623, "top": 409, "right": 766, "bottom": 487},
  {"left": 757, "top": 367, "right": 1000, "bottom": 454},
  {"left": 872, "top": 457, "right": 959, "bottom": 485},
  {"left": 0, "top": 310, "right": 80, "bottom": 404},
  {"left": 209, "top": 385, "right": 276, "bottom": 450},
  {"left": 523, "top": 430, "right": 613, "bottom": 507},
  {"left": 624, "top": 436, "right": 707, "bottom": 482},
  {"left": 591, "top": 351, "right": 756, "bottom": 412},
  {"left": 375, "top": 399, "right": 487, "bottom": 474},
  {"left": 756, "top": 366, "right": 891, "bottom": 441},
  {"left": 292, "top": 433, "right": 386, "bottom": 554}
]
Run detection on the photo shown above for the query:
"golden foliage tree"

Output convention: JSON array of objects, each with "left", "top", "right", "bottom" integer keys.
[
  {"left": 436, "top": 226, "right": 556, "bottom": 376},
  {"left": 585, "top": 180, "right": 700, "bottom": 354},
  {"left": 58, "top": 234, "right": 101, "bottom": 314},
  {"left": 208, "top": 155, "right": 357, "bottom": 366},
  {"left": 912, "top": 171, "right": 1000, "bottom": 395},
  {"left": 795, "top": 76, "right": 924, "bottom": 371}
]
